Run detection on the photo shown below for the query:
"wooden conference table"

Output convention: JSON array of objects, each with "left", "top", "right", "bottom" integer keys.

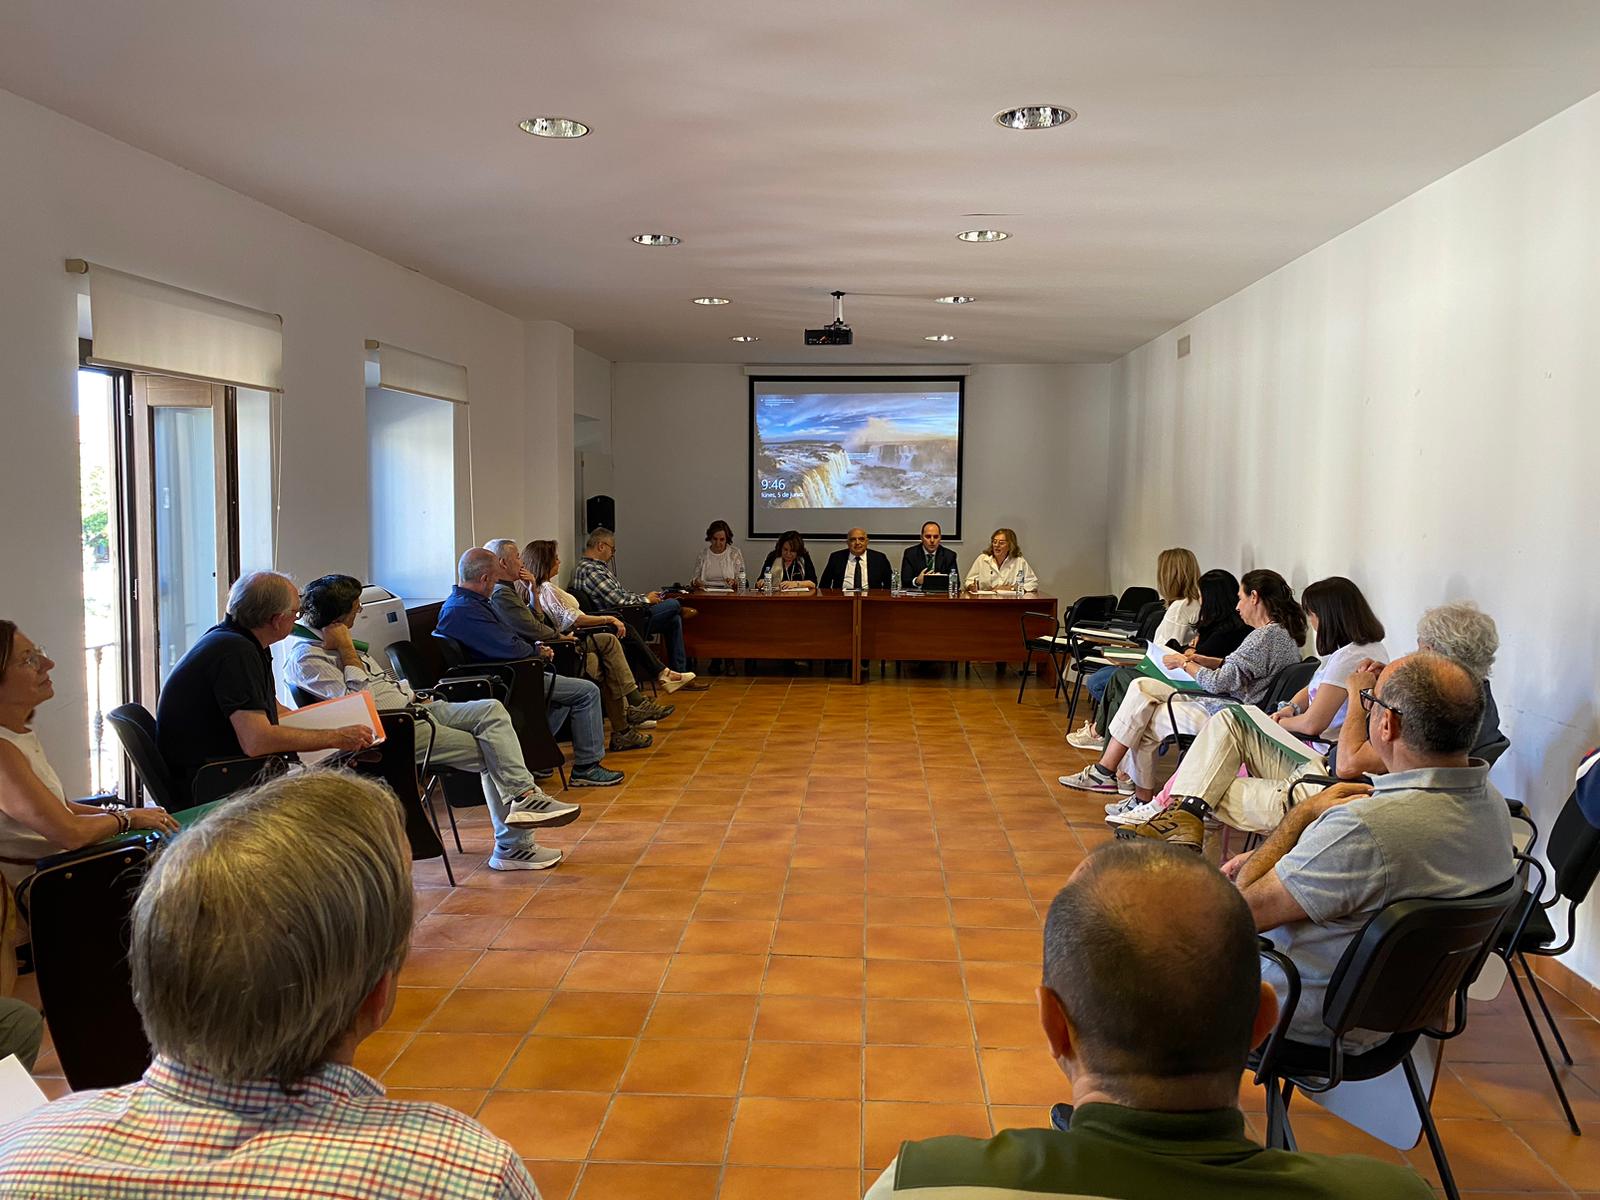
[{"left": 679, "top": 589, "right": 1058, "bottom": 685}]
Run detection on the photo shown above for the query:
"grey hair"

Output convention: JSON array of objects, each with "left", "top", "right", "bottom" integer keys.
[
  {"left": 130, "top": 770, "right": 413, "bottom": 1087},
  {"left": 457, "top": 547, "right": 498, "bottom": 584},
  {"left": 483, "top": 538, "right": 519, "bottom": 563},
  {"left": 226, "top": 571, "right": 296, "bottom": 628},
  {"left": 1381, "top": 652, "right": 1484, "bottom": 756},
  {"left": 585, "top": 527, "right": 615, "bottom": 551},
  {"left": 1416, "top": 601, "right": 1498, "bottom": 680}
]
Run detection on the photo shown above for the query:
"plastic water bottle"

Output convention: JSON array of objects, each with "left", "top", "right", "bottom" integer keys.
[
  {"left": 889, "top": 566, "right": 899, "bottom": 596},
  {"left": 1014, "top": 565, "right": 1026, "bottom": 597},
  {"left": 737, "top": 569, "right": 747, "bottom": 593},
  {"left": 763, "top": 567, "right": 774, "bottom": 595},
  {"left": 948, "top": 567, "right": 958, "bottom": 597}
]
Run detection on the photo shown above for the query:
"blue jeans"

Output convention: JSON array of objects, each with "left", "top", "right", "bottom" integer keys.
[
  {"left": 417, "top": 698, "right": 540, "bottom": 855},
  {"left": 546, "top": 673, "right": 605, "bottom": 767},
  {"left": 1086, "top": 664, "right": 1117, "bottom": 705},
  {"left": 647, "top": 598, "right": 687, "bottom": 672}
]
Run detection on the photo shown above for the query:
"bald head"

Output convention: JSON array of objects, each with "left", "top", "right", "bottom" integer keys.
[
  {"left": 457, "top": 548, "right": 499, "bottom": 595},
  {"left": 1375, "top": 651, "right": 1484, "bottom": 758},
  {"left": 1045, "top": 843, "right": 1261, "bottom": 1083}
]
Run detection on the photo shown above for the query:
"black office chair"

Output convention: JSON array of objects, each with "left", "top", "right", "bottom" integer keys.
[
  {"left": 1111, "top": 586, "right": 1159, "bottom": 623},
  {"left": 357, "top": 709, "right": 456, "bottom": 886},
  {"left": 1494, "top": 769, "right": 1600, "bottom": 1135},
  {"left": 431, "top": 634, "right": 569, "bottom": 786},
  {"left": 1063, "top": 600, "right": 1166, "bottom": 725},
  {"left": 1253, "top": 870, "right": 1528, "bottom": 1200},
  {"left": 26, "top": 834, "right": 161, "bottom": 1089},
  {"left": 1017, "top": 611, "right": 1071, "bottom": 704},
  {"left": 107, "top": 702, "right": 283, "bottom": 812}
]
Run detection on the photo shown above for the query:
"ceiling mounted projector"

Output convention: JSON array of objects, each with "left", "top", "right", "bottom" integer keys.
[{"left": 805, "top": 290, "right": 853, "bottom": 346}]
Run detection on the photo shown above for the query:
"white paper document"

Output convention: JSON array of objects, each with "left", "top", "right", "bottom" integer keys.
[
  {"left": 280, "top": 691, "right": 386, "bottom": 766},
  {"left": 0, "top": 1054, "right": 48, "bottom": 1125},
  {"left": 1145, "top": 643, "right": 1194, "bottom": 682}
]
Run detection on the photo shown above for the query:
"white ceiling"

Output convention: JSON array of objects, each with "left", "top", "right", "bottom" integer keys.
[{"left": 3, "top": 0, "right": 1599, "bottom": 364}]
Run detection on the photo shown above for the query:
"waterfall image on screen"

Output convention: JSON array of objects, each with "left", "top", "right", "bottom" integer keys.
[{"left": 749, "top": 377, "right": 963, "bottom": 539}]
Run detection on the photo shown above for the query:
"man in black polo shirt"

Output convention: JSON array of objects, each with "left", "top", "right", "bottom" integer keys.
[
  {"left": 868, "top": 842, "right": 1431, "bottom": 1199},
  {"left": 156, "top": 571, "right": 374, "bottom": 797}
]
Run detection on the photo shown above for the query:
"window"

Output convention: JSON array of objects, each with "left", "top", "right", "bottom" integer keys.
[
  {"left": 367, "top": 387, "right": 458, "bottom": 602},
  {"left": 76, "top": 368, "right": 126, "bottom": 794}
]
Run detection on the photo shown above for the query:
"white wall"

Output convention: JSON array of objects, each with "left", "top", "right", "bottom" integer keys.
[
  {"left": 0, "top": 88, "right": 574, "bottom": 796},
  {"left": 611, "top": 362, "right": 1114, "bottom": 599},
  {"left": 1109, "top": 94, "right": 1600, "bottom": 977}
]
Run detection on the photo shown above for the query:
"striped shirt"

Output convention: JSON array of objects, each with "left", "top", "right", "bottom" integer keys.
[{"left": 0, "top": 1056, "right": 538, "bottom": 1199}]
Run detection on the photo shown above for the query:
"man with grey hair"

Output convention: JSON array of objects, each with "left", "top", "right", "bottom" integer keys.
[
  {"left": 482, "top": 538, "right": 668, "bottom": 751},
  {"left": 1335, "top": 600, "right": 1507, "bottom": 779},
  {"left": 156, "top": 570, "right": 375, "bottom": 795},
  {"left": 571, "top": 528, "right": 693, "bottom": 675},
  {"left": 1229, "top": 652, "right": 1513, "bottom": 1049},
  {"left": 0, "top": 770, "right": 539, "bottom": 1197},
  {"left": 438, "top": 549, "right": 623, "bottom": 787}
]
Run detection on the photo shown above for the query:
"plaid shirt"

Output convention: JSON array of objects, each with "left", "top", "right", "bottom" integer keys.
[
  {"left": 0, "top": 1056, "right": 539, "bottom": 1199},
  {"left": 571, "top": 556, "right": 648, "bottom": 611}
]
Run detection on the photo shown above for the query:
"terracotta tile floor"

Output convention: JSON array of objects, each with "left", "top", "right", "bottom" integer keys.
[{"left": 25, "top": 669, "right": 1600, "bottom": 1196}]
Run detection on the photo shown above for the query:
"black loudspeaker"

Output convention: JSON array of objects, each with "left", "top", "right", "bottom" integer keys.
[{"left": 586, "top": 494, "right": 615, "bottom": 533}]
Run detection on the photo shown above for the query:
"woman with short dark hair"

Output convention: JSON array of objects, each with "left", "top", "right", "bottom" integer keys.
[{"left": 691, "top": 520, "right": 746, "bottom": 590}]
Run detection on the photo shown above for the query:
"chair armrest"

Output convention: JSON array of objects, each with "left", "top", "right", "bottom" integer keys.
[
  {"left": 78, "top": 793, "right": 122, "bottom": 809},
  {"left": 425, "top": 675, "right": 497, "bottom": 702},
  {"left": 1252, "top": 938, "right": 1303, "bottom": 1086}
]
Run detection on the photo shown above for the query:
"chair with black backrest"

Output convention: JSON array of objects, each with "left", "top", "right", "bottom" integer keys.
[
  {"left": 1063, "top": 599, "right": 1166, "bottom": 726},
  {"left": 286, "top": 681, "right": 465, "bottom": 859},
  {"left": 351, "top": 709, "right": 455, "bottom": 887},
  {"left": 386, "top": 639, "right": 513, "bottom": 817},
  {"left": 25, "top": 833, "right": 160, "bottom": 1089},
  {"left": 1017, "top": 611, "right": 1071, "bottom": 705},
  {"left": 1110, "top": 585, "right": 1159, "bottom": 625},
  {"left": 107, "top": 702, "right": 284, "bottom": 812},
  {"left": 1493, "top": 762, "right": 1600, "bottom": 1135},
  {"left": 1252, "top": 868, "right": 1529, "bottom": 1200},
  {"left": 432, "top": 633, "right": 569, "bottom": 787}
]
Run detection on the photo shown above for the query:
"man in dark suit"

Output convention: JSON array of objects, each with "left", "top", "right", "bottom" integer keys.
[
  {"left": 820, "top": 527, "right": 893, "bottom": 591},
  {"left": 899, "top": 521, "right": 959, "bottom": 589}
]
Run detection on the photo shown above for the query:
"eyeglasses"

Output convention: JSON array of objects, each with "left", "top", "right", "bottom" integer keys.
[
  {"left": 1359, "top": 688, "right": 1402, "bottom": 719},
  {"left": 15, "top": 647, "right": 49, "bottom": 672}
]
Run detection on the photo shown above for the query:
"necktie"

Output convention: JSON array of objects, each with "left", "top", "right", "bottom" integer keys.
[
  {"left": 927, "top": 552, "right": 935, "bottom": 572},
  {"left": 853, "top": 557, "right": 863, "bottom": 590}
]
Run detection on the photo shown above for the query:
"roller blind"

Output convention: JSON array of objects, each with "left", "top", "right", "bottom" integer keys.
[
  {"left": 73, "top": 261, "right": 283, "bottom": 392},
  {"left": 367, "top": 339, "right": 468, "bottom": 404}
]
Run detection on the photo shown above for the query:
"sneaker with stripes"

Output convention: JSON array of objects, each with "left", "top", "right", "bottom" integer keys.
[{"left": 504, "top": 791, "right": 582, "bottom": 828}]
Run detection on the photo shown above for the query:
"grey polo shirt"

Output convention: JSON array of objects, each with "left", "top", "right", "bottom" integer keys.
[{"left": 1265, "top": 761, "right": 1513, "bottom": 1049}]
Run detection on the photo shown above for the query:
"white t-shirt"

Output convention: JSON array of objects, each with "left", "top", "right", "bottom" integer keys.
[
  {"left": 0, "top": 723, "right": 68, "bottom": 885},
  {"left": 1309, "top": 640, "right": 1389, "bottom": 735},
  {"left": 1151, "top": 598, "right": 1201, "bottom": 648}
]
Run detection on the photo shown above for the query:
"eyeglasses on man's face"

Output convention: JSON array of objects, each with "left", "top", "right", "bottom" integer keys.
[{"left": 1359, "top": 687, "right": 1402, "bottom": 718}]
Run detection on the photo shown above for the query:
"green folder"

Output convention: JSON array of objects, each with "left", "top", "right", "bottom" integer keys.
[{"left": 1135, "top": 653, "right": 1204, "bottom": 693}]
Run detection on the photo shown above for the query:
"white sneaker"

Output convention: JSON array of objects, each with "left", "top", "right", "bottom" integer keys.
[
  {"left": 1103, "top": 795, "right": 1143, "bottom": 817},
  {"left": 505, "top": 791, "right": 582, "bottom": 828},
  {"left": 1117, "top": 774, "right": 1136, "bottom": 796},
  {"left": 1059, "top": 765, "right": 1118, "bottom": 793},
  {"left": 1066, "top": 722, "right": 1107, "bottom": 751},
  {"left": 1106, "top": 799, "right": 1165, "bottom": 827},
  {"left": 489, "top": 845, "right": 563, "bottom": 871}
]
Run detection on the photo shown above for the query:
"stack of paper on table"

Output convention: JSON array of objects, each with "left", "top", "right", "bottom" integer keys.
[{"left": 280, "top": 691, "right": 386, "bottom": 766}]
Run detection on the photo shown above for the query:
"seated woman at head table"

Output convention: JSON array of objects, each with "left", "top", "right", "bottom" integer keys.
[
  {"left": 757, "top": 531, "right": 818, "bottom": 595},
  {"left": 690, "top": 520, "right": 747, "bottom": 591}
]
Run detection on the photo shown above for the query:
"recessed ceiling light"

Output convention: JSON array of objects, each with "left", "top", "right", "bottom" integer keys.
[
  {"left": 730, "top": 335, "right": 760, "bottom": 343},
  {"left": 519, "top": 116, "right": 590, "bottom": 138},
  {"left": 692, "top": 297, "right": 730, "bottom": 305},
  {"left": 956, "top": 229, "right": 1009, "bottom": 243},
  {"left": 994, "top": 104, "right": 1076, "bottom": 131},
  {"left": 935, "top": 295, "right": 977, "bottom": 304},
  {"left": 924, "top": 334, "right": 956, "bottom": 342},
  {"left": 632, "top": 233, "right": 681, "bottom": 246}
]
